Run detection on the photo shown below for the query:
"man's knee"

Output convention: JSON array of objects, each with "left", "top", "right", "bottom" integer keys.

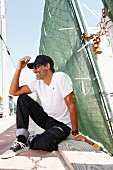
[{"left": 17, "top": 94, "right": 28, "bottom": 103}]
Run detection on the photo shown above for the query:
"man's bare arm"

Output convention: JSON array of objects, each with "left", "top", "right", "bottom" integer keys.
[
  {"left": 9, "top": 56, "right": 31, "bottom": 96},
  {"left": 64, "top": 92, "right": 78, "bottom": 134}
]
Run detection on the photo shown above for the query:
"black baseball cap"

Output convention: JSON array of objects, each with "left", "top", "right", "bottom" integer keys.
[{"left": 27, "top": 55, "right": 54, "bottom": 69}]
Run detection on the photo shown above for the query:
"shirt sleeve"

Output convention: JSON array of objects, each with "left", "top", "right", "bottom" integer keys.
[
  {"left": 27, "top": 80, "right": 37, "bottom": 93},
  {"left": 58, "top": 73, "right": 73, "bottom": 97}
]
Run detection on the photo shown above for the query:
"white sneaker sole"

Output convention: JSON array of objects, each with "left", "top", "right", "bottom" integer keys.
[{"left": 1, "top": 146, "right": 29, "bottom": 159}]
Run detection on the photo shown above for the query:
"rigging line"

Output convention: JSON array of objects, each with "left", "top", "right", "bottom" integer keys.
[
  {"left": 8, "top": 54, "right": 16, "bottom": 70},
  {"left": 81, "top": 3, "right": 100, "bottom": 21},
  {"left": 0, "top": 34, "right": 16, "bottom": 69}
]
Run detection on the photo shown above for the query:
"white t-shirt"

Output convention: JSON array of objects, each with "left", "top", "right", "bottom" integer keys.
[{"left": 28, "top": 72, "right": 73, "bottom": 127}]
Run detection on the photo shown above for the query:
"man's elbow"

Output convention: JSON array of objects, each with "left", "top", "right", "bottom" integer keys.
[{"left": 9, "top": 89, "right": 17, "bottom": 96}]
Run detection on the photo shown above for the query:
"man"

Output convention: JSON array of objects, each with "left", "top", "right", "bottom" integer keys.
[{"left": 2, "top": 55, "right": 78, "bottom": 159}]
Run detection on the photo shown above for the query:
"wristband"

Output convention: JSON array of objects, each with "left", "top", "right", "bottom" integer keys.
[{"left": 72, "top": 130, "right": 79, "bottom": 136}]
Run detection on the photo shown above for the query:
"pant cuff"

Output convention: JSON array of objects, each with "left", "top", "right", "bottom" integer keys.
[{"left": 16, "top": 128, "right": 29, "bottom": 139}]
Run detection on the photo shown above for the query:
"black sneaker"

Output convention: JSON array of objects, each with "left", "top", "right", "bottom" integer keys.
[{"left": 1, "top": 140, "right": 29, "bottom": 159}]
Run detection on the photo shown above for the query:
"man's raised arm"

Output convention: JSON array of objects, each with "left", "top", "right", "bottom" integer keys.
[{"left": 9, "top": 56, "right": 31, "bottom": 96}]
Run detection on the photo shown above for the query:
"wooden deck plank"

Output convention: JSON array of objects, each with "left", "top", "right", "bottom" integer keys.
[{"left": 58, "top": 137, "right": 113, "bottom": 170}]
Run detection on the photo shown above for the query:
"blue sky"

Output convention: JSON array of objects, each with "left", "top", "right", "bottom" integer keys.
[
  {"left": 6, "top": 1, "right": 45, "bottom": 60},
  {"left": 80, "top": 0, "right": 103, "bottom": 27},
  {"left": 0, "top": 0, "right": 45, "bottom": 95},
  {"left": 0, "top": 0, "right": 103, "bottom": 96}
]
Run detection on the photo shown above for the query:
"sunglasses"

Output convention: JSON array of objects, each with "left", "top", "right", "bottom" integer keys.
[{"left": 33, "top": 64, "right": 42, "bottom": 69}]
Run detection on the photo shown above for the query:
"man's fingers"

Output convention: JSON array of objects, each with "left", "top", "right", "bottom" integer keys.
[
  {"left": 22, "top": 56, "right": 31, "bottom": 62},
  {"left": 20, "top": 56, "right": 31, "bottom": 64}
]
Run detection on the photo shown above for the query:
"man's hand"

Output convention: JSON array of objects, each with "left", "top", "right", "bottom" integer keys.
[
  {"left": 72, "top": 130, "right": 79, "bottom": 136},
  {"left": 74, "top": 133, "right": 86, "bottom": 141},
  {"left": 17, "top": 56, "right": 31, "bottom": 70}
]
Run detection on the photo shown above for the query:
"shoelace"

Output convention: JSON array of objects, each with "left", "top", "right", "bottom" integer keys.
[{"left": 12, "top": 140, "right": 27, "bottom": 149}]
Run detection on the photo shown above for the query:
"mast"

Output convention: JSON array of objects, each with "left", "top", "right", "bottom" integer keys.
[
  {"left": 1, "top": 0, "right": 9, "bottom": 117},
  {"left": 106, "top": 16, "right": 113, "bottom": 54}
]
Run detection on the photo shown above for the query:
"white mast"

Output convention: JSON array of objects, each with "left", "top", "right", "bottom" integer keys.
[
  {"left": 106, "top": 16, "right": 113, "bottom": 54},
  {"left": 1, "top": 0, "right": 9, "bottom": 117}
]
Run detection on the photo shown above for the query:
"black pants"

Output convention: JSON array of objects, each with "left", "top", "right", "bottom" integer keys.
[{"left": 16, "top": 94, "right": 71, "bottom": 151}]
